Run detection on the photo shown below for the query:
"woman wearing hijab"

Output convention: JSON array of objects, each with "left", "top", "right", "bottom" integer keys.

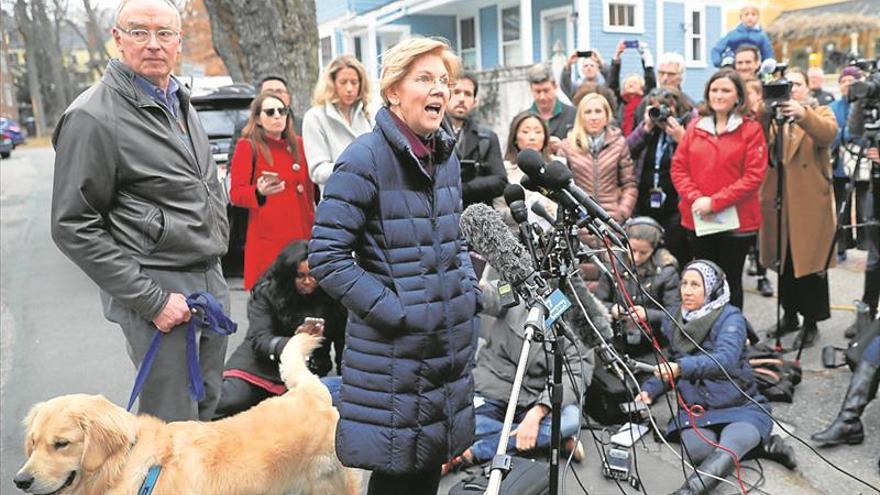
[{"left": 635, "top": 260, "right": 795, "bottom": 494}]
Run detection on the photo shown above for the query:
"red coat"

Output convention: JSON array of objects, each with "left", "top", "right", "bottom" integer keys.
[
  {"left": 229, "top": 136, "right": 314, "bottom": 288},
  {"left": 671, "top": 115, "right": 768, "bottom": 233}
]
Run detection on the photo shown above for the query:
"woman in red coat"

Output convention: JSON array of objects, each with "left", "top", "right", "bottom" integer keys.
[
  {"left": 230, "top": 93, "right": 315, "bottom": 289},
  {"left": 671, "top": 69, "right": 767, "bottom": 309}
]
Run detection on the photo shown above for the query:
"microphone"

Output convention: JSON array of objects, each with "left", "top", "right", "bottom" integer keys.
[
  {"left": 757, "top": 58, "right": 778, "bottom": 82},
  {"left": 460, "top": 203, "right": 549, "bottom": 306},
  {"left": 531, "top": 201, "right": 555, "bottom": 225},
  {"left": 503, "top": 183, "right": 528, "bottom": 224},
  {"left": 516, "top": 149, "right": 546, "bottom": 180},
  {"left": 541, "top": 161, "right": 629, "bottom": 238}
]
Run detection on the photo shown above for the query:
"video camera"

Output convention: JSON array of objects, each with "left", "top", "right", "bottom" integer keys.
[
  {"left": 758, "top": 59, "right": 792, "bottom": 107},
  {"left": 846, "top": 57, "right": 880, "bottom": 143}
]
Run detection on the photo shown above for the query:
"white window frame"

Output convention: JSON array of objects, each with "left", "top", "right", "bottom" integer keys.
[
  {"left": 498, "top": 3, "right": 522, "bottom": 67},
  {"left": 457, "top": 15, "right": 481, "bottom": 70},
  {"left": 319, "top": 35, "right": 333, "bottom": 69},
  {"left": 684, "top": 3, "right": 707, "bottom": 68},
  {"left": 377, "top": 24, "right": 411, "bottom": 57},
  {"left": 602, "top": 0, "right": 644, "bottom": 34},
  {"left": 540, "top": 6, "right": 574, "bottom": 61}
]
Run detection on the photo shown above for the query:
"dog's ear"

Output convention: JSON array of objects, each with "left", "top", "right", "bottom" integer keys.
[
  {"left": 22, "top": 401, "right": 45, "bottom": 455},
  {"left": 78, "top": 396, "right": 137, "bottom": 473}
]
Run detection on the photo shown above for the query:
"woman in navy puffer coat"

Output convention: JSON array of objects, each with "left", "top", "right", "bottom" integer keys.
[{"left": 308, "top": 37, "right": 479, "bottom": 494}]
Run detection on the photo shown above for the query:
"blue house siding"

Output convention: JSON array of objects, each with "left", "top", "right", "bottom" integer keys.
[
  {"left": 392, "top": 15, "right": 458, "bottom": 50},
  {"left": 480, "top": 6, "right": 500, "bottom": 69},
  {"left": 317, "top": 1, "right": 350, "bottom": 24},
  {"left": 531, "top": 0, "right": 571, "bottom": 63}
]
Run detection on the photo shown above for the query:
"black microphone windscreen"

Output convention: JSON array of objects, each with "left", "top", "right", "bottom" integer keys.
[
  {"left": 503, "top": 183, "right": 526, "bottom": 206},
  {"left": 516, "top": 149, "right": 545, "bottom": 177},
  {"left": 530, "top": 201, "right": 555, "bottom": 224},
  {"left": 520, "top": 175, "right": 540, "bottom": 192},
  {"left": 542, "top": 161, "right": 573, "bottom": 188},
  {"left": 460, "top": 203, "right": 535, "bottom": 285}
]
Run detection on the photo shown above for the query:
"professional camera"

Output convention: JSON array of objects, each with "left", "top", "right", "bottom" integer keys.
[
  {"left": 760, "top": 61, "right": 791, "bottom": 106},
  {"left": 847, "top": 58, "right": 880, "bottom": 142},
  {"left": 648, "top": 104, "right": 673, "bottom": 125}
]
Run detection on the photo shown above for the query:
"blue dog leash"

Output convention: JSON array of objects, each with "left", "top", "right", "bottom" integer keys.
[{"left": 126, "top": 292, "right": 237, "bottom": 412}]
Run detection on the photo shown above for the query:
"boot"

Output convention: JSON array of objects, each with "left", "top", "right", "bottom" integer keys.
[
  {"left": 761, "top": 434, "right": 797, "bottom": 470},
  {"left": 757, "top": 276, "right": 774, "bottom": 298},
  {"left": 792, "top": 320, "right": 818, "bottom": 349},
  {"left": 811, "top": 360, "right": 879, "bottom": 446},
  {"left": 746, "top": 253, "right": 758, "bottom": 276},
  {"left": 671, "top": 450, "right": 737, "bottom": 495},
  {"left": 845, "top": 301, "right": 872, "bottom": 339},
  {"left": 766, "top": 312, "right": 800, "bottom": 339}
]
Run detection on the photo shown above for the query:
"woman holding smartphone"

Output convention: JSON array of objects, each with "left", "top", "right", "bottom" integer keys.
[
  {"left": 214, "top": 241, "right": 347, "bottom": 419},
  {"left": 229, "top": 93, "right": 315, "bottom": 289}
]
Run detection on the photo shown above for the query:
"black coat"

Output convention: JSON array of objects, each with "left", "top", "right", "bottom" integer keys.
[
  {"left": 223, "top": 280, "right": 346, "bottom": 383},
  {"left": 444, "top": 116, "right": 507, "bottom": 208}
]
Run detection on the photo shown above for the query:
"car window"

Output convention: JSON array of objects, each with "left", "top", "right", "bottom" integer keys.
[{"left": 196, "top": 108, "right": 250, "bottom": 137}]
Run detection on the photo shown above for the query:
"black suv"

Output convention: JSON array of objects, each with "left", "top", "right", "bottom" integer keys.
[{"left": 191, "top": 84, "right": 255, "bottom": 279}]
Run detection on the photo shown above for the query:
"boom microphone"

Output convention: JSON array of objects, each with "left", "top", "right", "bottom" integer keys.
[{"left": 460, "top": 203, "right": 546, "bottom": 297}]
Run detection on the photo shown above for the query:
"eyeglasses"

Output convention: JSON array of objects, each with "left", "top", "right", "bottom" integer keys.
[
  {"left": 261, "top": 107, "right": 289, "bottom": 117},
  {"left": 412, "top": 74, "right": 452, "bottom": 91},
  {"left": 116, "top": 26, "right": 180, "bottom": 45},
  {"left": 657, "top": 70, "right": 681, "bottom": 78}
]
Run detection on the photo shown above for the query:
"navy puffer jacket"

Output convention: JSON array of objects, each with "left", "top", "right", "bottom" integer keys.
[{"left": 309, "top": 107, "right": 480, "bottom": 474}]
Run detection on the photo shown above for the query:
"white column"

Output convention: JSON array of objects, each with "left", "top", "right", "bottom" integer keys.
[
  {"left": 366, "top": 25, "right": 379, "bottom": 81},
  {"left": 576, "top": 0, "right": 590, "bottom": 50},
  {"left": 520, "top": 0, "right": 534, "bottom": 64}
]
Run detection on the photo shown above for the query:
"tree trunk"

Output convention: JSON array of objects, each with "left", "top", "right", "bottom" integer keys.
[
  {"left": 201, "top": 0, "right": 318, "bottom": 118},
  {"left": 14, "top": 0, "right": 47, "bottom": 137},
  {"left": 82, "top": 0, "right": 111, "bottom": 79}
]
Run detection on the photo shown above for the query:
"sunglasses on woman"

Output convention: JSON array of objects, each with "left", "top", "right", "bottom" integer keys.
[{"left": 261, "top": 107, "right": 290, "bottom": 117}]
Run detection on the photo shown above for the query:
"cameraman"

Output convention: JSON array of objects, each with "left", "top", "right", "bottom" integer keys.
[
  {"left": 627, "top": 87, "right": 695, "bottom": 265},
  {"left": 760, "top": 67, "right": 839, "bottom": 348},
  {"left": 442, "top": 72, "right": 507, "bottom": 209}
]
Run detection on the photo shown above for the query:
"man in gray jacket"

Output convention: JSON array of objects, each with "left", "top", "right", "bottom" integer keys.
[{"left": 50, "top": 0, "right": 230, "bottom": 421}]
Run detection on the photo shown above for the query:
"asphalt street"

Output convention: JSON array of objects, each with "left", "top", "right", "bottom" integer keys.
[{"left": 1, "top": 144, "right": 878, "bottom": 494}]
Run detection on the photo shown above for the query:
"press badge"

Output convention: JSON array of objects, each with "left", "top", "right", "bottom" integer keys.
[{"left": 649, "top": 188, "right": 666, "bottom": 209}]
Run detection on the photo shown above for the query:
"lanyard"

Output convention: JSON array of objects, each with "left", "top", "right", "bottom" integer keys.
[{"left": 653, "top": 133, "right": 669, "bottom": 189}]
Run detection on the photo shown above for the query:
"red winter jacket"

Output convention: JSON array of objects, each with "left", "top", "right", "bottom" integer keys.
[{"left": 670, "top": 114, "right": 768, "bottom": 233}]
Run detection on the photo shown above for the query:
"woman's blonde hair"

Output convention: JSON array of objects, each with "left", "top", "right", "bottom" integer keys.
[
  {"left": 379, "top": 36, "right": 461, "bottom": 106},
  {"left": 312, "top": 55, "right": 371, "bottom": 111},
  {"left": 568, "top": 93, "right": 613, "bottom": 152}
]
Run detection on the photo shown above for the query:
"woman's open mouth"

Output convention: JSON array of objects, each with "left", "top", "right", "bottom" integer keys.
[{"left": 425, "top": 103, "right": 443, "bottom": 116}]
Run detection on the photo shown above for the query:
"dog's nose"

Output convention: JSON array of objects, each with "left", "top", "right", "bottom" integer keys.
[{"left": 13, "top": 472, "right": 33, "bottom": 490}]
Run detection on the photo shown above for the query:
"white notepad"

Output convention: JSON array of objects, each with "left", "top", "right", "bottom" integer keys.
[{"left": 694, "top": 206, "right": 740, "bottom": 237}]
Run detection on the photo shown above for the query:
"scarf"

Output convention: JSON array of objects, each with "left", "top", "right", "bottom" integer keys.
[
  {"left": 585, "top": 130, "right": 606, "bottom": 156},
  {"left": 672, "top": 261, "right": 731, "bottom": 354}
]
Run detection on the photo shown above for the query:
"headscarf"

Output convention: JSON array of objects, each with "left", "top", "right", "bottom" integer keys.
[{"left": 671, "top": 260, "right": 731, "bottom": 354}]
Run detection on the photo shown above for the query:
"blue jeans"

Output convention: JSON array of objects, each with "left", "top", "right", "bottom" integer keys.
[{"left": 470, "top": 396, "right": 581, "bottom": 463}]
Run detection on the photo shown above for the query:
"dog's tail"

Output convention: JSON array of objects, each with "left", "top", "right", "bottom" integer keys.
[{"left": 279, "top": 333, "right": 323, "bottom": 389}]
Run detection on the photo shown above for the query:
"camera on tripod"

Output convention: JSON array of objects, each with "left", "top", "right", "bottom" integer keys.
[
  {"left": 847, "top": 57, "right": 880, "bottom": 143},
  {"left": 759, "top": 61, "right": 792, "bottom": 107}
]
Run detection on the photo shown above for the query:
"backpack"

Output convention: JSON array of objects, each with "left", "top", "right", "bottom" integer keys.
[
  {"left": 746, "top": 343, "right": 802, "bottom": 403},
  {"left": 447, "top": 456, "right": 549, "bottom": 495}
]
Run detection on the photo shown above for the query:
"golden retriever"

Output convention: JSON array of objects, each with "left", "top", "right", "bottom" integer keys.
[{"left": 14, "top": 334, "right": 360, "bottom": 495}]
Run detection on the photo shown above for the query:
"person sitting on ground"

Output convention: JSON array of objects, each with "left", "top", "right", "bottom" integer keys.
[
  {"left": 595, "top": 217, "right": 681, "bottom": 355},
  {"left": 214, "top": 241, "right": 346, "bottom": 419},
  {"left": 710, "top": 2, "right": 774, "bottom": 68},
  {"left": 608, "top": 39, "right": 656, "bottom": 136},
  {"left": 636, "top": 260, "right": 795, "bottom": 495},
  {"left": 441, "top": 265, "right": 595, "bottom": 474}
]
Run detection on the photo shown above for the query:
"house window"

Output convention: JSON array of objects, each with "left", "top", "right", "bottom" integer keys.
[
  {"left": 320, "top": 36, "right": 332, "bottom": 68},
  {"left": 354, "top": 36, "right": 363, "bottom": 62},
  {"left": 684, "top": 5, "right": 705, "bottom": 66},
  {"left": 602, "top": 0, "right": 643, "bottom": 33},
  {"left": 460, "top": 17, "right": 477, "bottom": 69},
  {"left": 501, "top": 6, "right": 521, "bottom": 66},
  {"left": 541, "top": 7, "right": 573, "bottom": 61}
]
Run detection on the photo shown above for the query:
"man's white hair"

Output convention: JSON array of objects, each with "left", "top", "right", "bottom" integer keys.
[
  {"left": 658, "top": 52, "right": 686, "bottom": 83},
  {"left": 115, "top": 0, "right": 180, "bottom": 27}
]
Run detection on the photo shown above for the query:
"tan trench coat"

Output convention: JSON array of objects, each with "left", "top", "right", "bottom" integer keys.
[{"left": 759, "top": 104, "right": 839, "bottom": 278}]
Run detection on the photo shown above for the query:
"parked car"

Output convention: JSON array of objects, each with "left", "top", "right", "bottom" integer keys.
[
  {"left": 191, "top": 83, "right": 255, "bottom": 279},
  {"left": 0, "top": 117, "right": 27, "bottom": 147},
  {"left": 0, "top": 130, "right": 12, "bottom": 158}
]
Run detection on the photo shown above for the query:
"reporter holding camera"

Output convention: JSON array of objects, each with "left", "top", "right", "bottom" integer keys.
[
  {"left": 671, "top": 70, "right": 768, "bottom": 309},
  {"left": 608, "top": 39, "right": 656, "bottom": 136},
  {"left": 759, "top": 67, "right": 838, "bottom": 348},
  {"left": 560, "top": 49, "right": 608, "bottom": 101},
  {"left": 627, "top": 87, "right": 695, "bottom": 265}
]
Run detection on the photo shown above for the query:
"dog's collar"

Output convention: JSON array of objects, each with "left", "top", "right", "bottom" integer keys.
[{"left": 136, "top": 465, "right": 161, "bottom": 495}]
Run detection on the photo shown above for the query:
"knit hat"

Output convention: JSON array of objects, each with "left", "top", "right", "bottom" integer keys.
[{"left": 839, "top": 66, "right": 862, "bottom": 82}]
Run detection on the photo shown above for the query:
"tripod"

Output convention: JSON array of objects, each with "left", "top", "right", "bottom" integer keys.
[{"left": 768, "top": 106, "right": 792, "bottom": 354}]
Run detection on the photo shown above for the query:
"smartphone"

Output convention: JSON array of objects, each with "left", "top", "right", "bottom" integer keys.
[
  {"left": 261, "top": 171, "right": 280, "bottom": 183},
  {"left": 623, "top": 40, "right": 640, "bottom": 49},
  {"left": 576, "top": 50, "right": 594, "bottom": 58},
  {"left": 304, "top": 317, "right": 325, "bottom": 326},
  {"left": 610, "top": 422, "right": 650, "bottom": 447}
]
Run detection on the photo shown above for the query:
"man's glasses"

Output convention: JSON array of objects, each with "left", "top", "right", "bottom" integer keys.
[
  {"left": 116, "top": 26, "right": 179, "bottom": 45},
  {"left": 261, "top": 107, "right": 289, "bottom": 117}
]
